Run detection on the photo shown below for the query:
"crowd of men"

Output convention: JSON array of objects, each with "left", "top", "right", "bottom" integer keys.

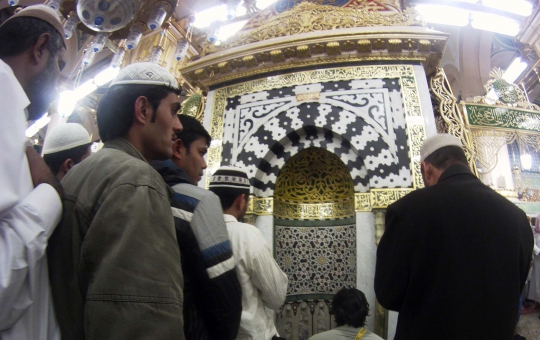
[{"left": 0, "top": 4, "right": 535, "bottom": 340}]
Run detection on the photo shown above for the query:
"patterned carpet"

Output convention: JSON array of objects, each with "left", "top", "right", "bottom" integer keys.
[{"left": 516, "top": 312, "right": 540, "bottom": 340}]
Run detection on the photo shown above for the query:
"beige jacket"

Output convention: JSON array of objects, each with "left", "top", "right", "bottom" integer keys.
[{"left": 48, "top": 138, "right": 184, "bottom": 340}]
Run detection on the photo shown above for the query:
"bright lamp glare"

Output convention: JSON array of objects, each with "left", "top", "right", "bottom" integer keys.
[
  {"left": 471, "top": 12, "right": 520, "bottom": 36},
  {"left": 415, "top": 5, "right": 470, "bottom": 26},
  {"left": 256, "top": 0, "right": 276, "bottom": 10},
  {"left": 94, "top": 67, "right": 120, "bottom": 86},
  {"left": 521, "top": 153, "right": 532, "bottom": 170},
  {"left": 58, "top": 90, "right": 77, "bottom": 117},
  {"left": 502, "top": 58, "right": 528, "bottom": 83},
  {"left": 25, "top": 113, "right": 51, "bottom": 137},
  {"left": 483, "top": 0, "right": 533, "bottom": 17},
  {"left": 74, "top": 80, "right": 97, "bottom": 100},
  {"left": 218, "top": 20, "right": 247, "bottom": 42},
  {"left": 193, "top": 5, "right": 227, "bottom": 28},
  {"left": 236, "top": 4, "right": 246, "bottom": 16}
]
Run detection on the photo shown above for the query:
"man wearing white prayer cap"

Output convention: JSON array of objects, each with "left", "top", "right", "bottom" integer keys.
[
  {"left": 209, "top": 166, "right": 288, "bottom": 340},
  {"left": 48, "top": 62, "right": 185, "bottom": 339},
  {"left": 0, "top": 4, "right": 66, "bottom": 340},
  {"left": 375, "top": 133, "right": 533, "bottom": 340},
  {"left": 43, "top": 123, "right": 92, "bottom": 180}
]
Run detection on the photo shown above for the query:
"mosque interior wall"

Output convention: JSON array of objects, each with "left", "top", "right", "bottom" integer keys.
[{"left": 202, "top": 63, "right": 435, "bottom": 338}]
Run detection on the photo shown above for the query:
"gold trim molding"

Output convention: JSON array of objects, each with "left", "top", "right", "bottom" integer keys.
[
  {"left": 274, "top": 198, "right": 356, "bottom": 220},
  {"left": 246, "top": 190, "right": 415, "bottom": 215},
  {"left": 429, "top": 68, "right": 478, "bottom": 175},
  {"left": 181, "top": 26, "right": 448, "bottom": 89},
  {"left": 247, "top": 196, "right": 274, "bottom": 215},
  {"left": 217, "top": 3, "right": 423, "bottom": 50}
]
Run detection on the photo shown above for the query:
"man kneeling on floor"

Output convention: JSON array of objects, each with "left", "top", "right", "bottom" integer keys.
[{"left": 309, "top": 288, "right": 383, "bottom": 340}]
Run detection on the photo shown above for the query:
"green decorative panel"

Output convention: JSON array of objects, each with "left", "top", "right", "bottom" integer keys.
[{"left": 464, "top": 104, "right": 540, "bottom": 132}]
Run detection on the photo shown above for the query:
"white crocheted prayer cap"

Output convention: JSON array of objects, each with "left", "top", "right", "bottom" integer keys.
[
  {"left": 1, "top": 5, "right": 66, "bottom": 47},
  {"left": 43, "top": 123, "right": 91, "bottom": 154},
  {"left": 420, "top": 134, "right": 463, "bottom": 162},
  {"left": 110, "top": 62, "right": 179, "bottom": 90}
]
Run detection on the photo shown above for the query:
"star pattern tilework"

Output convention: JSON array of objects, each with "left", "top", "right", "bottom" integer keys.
[{"left": 275, "top": 225, "right": 357, "bottom": 295}]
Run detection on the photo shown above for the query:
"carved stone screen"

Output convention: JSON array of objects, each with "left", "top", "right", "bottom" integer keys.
[{"left": 276, "top": 225, "right": 356, "bottom": 295}]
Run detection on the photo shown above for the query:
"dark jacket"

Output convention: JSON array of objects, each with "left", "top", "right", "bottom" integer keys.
[
  {"left": 375, "top": 164, "right": 533, "bottom": 340},
  {"left": 48, "top": 138, "right": 184, "bottom": 340},
  {"left": 153, "top": 160, "right": 242, "bottom": 340}
]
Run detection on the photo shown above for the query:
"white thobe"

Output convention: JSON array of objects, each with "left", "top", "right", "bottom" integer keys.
[
  {"left": 0, "top": 59, "right": 62, "bottom": 339},
  {"left": 224, "top": 214, "right": 288, "bottom": 340}
]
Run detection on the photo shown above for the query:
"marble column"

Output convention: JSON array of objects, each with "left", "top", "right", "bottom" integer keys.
[{"left": 373, "top": 209, "right": 389, "bottom": 338}]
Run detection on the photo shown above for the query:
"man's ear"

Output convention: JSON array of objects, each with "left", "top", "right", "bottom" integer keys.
[
  {"left": 31, "top": 33, "right": 51, "bottom": 66},
  {"left": 172, "top": 139, "right": 184, "bottom": 160},
  {"left": 421, "top": 161, "right": 435, "bottom": 183},
  {"left": 133, "top": 96, "right": 150, "bottom": 125},
  {"left": 236, "top": 193, "right": 246, "bottom": 210},
  {"left": 62, "top": 158, "right": 74, "bottom": 173}
]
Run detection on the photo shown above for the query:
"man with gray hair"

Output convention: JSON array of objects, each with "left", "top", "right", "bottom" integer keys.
[
  {"left": 48, "top": 62, "right": 184, "bottom": 340},
  {"left": 0, "top": 5, "right": 66, "bottom": 339},
  {"left": 375, "top": 134, "right": 533, "bottom": 339}
]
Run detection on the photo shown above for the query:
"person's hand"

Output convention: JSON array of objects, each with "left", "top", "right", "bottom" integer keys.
[{"left": 25, "top": 146, "right": 64, "bottom": 198}]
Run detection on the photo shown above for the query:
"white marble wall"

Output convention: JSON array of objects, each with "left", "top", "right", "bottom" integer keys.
[
  {"left": 414, "top": 64, "right": 438, "bottom": 137},
  {"left": 388, "top": 311, "right": 399, "bottom": 339},
  {"left": 356, "top": 212, "right": 377, "bottom": 332},
  {"left": 254, "top": 215, "right": 274, "bottom": 254}
]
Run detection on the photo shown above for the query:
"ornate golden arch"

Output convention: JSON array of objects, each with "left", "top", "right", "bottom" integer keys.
[{"left": 274, "top": 147, "right": 355, "bottom": 220}]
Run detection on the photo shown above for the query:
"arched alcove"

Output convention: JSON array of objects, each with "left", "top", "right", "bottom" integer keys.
[{"left": 274, "top": 147, "right": 356, "bottom": 340}]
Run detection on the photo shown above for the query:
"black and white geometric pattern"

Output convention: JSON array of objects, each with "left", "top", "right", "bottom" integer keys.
[{"left": 221, "top": 78, "right": 412, "bottom": 197}]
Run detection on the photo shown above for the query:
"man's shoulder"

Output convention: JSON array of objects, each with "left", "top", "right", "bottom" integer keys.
[
  {"left": 65, "top": 148, "right": 168, "bottom": 195},
  {"left": 170, "top": 183, "right": 217, "bottom": 208},
  {"left": 388, "top": 186, "right": 431, "bottom": 211},
  {"left": 227, "top": 220, "right": 266, "bottom": 245}
]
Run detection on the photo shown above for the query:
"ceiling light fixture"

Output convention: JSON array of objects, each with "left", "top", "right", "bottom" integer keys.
[
  {"left": 482, "top": 0, "right": 533, "bottom": 17},
  {"left": 521, "top": 153, "right": 532, "bottom": 170},
  {"left": 218, "top": 20, "right": 248, "bottom": 42},
  {"left": 413, "top": 0, "right": 527, "bottom": 36},
  {"left": 25, "top": 114, "right": 52, "bottom": 137},
  {"left": 415, "top": 4, "right": 470, "bottom": 26},
  {"left": 470, "top": 12, "right": 521, "bottom": 36}
]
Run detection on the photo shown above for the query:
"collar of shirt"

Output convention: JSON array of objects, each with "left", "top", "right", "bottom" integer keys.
[
  {"left": 103, "top": 138, "right": 148, "bottom": 163},
  {"left": 223, "top": 214, "right": 238, "bottom": 223},
  {"left": 438, "top": 163, "right": 475, "bottom": 183},
  {"left": 0, "top": 59, "right": 30, "bottom": 116}
]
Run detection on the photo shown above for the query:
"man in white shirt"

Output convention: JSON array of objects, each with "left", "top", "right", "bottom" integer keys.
[
  {"left": 209, "top": 166, "right": 288, "bottom": 340},
  {"left": 0, "top": 5, "right": 67, "bottom": 340}
]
